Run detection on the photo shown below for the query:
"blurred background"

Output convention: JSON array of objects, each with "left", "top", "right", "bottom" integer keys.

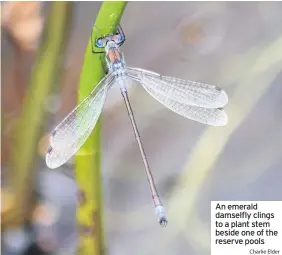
[{"left": 1, "top": 1, "right": 282, "bottom": 255}]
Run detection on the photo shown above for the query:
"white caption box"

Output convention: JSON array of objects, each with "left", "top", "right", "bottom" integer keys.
[{"left": 211, "top": 201, "right": 282, "bottom": 255}]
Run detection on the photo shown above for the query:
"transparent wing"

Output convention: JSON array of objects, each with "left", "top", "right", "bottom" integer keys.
[
  {"left": 125, "top": 67, "right": 228, "bottom": 108},
  {"left": 142, "top": 82, "right": 227, "bottom": 126},
  {"left": 46, "top": 73, "right": 115, "bottom": 169},
  {"left": 124, "top": 67, "right": 227, "bottom": 126}
]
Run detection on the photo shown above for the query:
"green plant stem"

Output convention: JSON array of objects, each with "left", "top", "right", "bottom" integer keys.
[{"left": 75, "top": 2, "right": 127, "bottom": 255}]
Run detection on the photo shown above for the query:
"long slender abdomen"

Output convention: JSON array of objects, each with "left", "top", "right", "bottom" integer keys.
[{"left": 117, "top": 78, "right": 127, "bottom": 92}]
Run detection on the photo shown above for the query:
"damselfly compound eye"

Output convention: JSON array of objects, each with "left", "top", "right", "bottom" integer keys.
[{"left": 96, "top": 38, "right": 103, "bottom": 47}]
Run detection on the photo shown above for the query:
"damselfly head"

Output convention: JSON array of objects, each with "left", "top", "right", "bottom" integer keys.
[
  {"left": 96, "top": 35, "right": 113, "bottom": 48},
  {"left": 92, "top": 25, "right": 125, "bottom": 53}
]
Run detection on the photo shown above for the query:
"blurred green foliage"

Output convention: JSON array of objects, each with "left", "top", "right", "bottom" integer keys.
[{"left": 2, "top": 2, "right": 73, "bottom": 230}]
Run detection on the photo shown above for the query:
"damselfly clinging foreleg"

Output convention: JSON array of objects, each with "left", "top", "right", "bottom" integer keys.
[{"left": 46, "top": 25, "right": 228, "bottom": 227}]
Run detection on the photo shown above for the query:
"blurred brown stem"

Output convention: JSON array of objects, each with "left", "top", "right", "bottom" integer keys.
[
  {"left": 1, "top": 2, "right": 73, "bottom": 231},
  {"left": 12, "top": 38, "right": 25, "bottom": 105}
]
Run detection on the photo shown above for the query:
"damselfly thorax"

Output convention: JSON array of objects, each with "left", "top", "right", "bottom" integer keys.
[{"left": 105, "top": 41, "right": 126, "bottom": 76}]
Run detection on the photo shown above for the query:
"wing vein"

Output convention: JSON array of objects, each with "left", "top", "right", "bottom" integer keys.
[{"left": 46, "top": 73, "right": 116, "bottom": 168}]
